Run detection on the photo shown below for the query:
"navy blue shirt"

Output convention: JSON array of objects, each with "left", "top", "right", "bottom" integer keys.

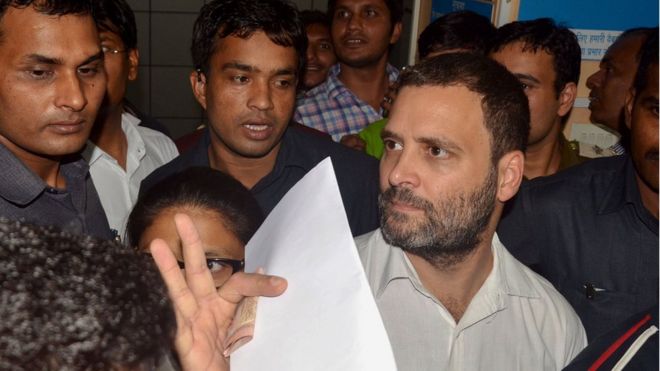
[
  {"left": 141, "top": 125, "right": 381, "bottom": 236},
  {"left": 498, "top": 155, "right": 658, "bottom": 341},
  {"left": 0, "top": 143, "right": 112, "bottom": 240}
]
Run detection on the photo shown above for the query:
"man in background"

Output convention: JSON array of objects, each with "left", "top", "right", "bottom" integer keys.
[
  {"left": 586, "top": 27, "right": 654, "bottom": 155},
  {"left": 295, "top": 0, "right": 403, "bottom": 144},
  {"left": 359, "top": 10, "right": 496, "bottom": 158},
  {"left": 300, "top": 10, "right": 337, "bottom": 91},
  {"left": 490, "top": 18, "right": 585, "bottom": 179},
  {"left": 498, "top": 28, "right": 658, "bottom": 341},
  {"left": 84, "top": 0, "right": 178, "bottom": 239}
]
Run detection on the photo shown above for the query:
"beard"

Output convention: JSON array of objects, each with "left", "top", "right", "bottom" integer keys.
[{"left": 379, "top": 167, "right": 497, "bottom": 269}]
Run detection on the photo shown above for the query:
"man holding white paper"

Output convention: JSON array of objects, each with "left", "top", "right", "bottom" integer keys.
[{"left": 357, "top": 53, "right": 587, "bottom": 370}]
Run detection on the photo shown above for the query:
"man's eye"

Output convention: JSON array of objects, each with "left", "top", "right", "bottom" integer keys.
[
  {"left": 78, "top": 67, "right": 99, "bottom": 77},
  {"left": 365, "top": 8, "right": 377, "bottom": 17},
  {"left": 28, "top": 69, "right": 53, "bottom": 80},
  {"left": 319, "top": 42, "right": 333, "bottom": 51},
  {"left": 275, "top": 79, "right": 293, "bottom": 88},
  {"left": 429, "top": 146, "right": 448, "bottom": 158},
  {"left": 384, "top": 139, "right": 402, "bottom": 151},
  {"left": 335, "top": 10, "right": 350, "bottom": 19},
  {"left": 232, "top": 75, "right": 249, "bottom": 84},
  {"left": 520, "top": 82, "right": 529, "bottom": 90}
]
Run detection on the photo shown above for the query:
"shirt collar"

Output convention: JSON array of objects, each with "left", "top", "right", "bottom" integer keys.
[
  {"left": 598, "top": 155, "right": 658, "bottom": 233},
  {"left": 373, "top": 231, "right": 539, "bottom": 300},
  {"left": 81, "top": 112, "right": 146, "bottom": 166},
  {"left": 325, "top": 63, "right": 400, "bottom": 101},
  {"left": 598, "top": 155, "right": 640, "bottom": 213},
  {"left": 251, "top": 126, "right": 313, "bottom": 191},
  {"left": 0, "top": 142, "right": 88, "bottom": 205}
]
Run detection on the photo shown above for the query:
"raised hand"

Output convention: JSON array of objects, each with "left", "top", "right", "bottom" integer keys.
[{"left": 150, "top": 213, "right": 287, "bottom": 371}]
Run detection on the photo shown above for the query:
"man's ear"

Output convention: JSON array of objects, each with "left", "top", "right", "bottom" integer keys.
[
  {"left": 496, "top": 151, "right": 524, "bottom": 203},
  {"left": 127, "top": 49, "right": 139, "bottom": 81},
  {"left": 190, "top": 69, "right": 207, "bottom": 110},
  {"left": 624, "top": 87, "right": 636, "bottom": 130},
  {"left": 389, "top": 21, "right": 402, "bottom": 45},
  {"left": 557, "top": 82, "right": 577, "bottom": 117}
]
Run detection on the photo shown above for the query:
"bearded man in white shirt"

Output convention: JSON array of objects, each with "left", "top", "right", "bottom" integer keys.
[{"left": 356, "top": 53, "right": 587, "bottom": 370}]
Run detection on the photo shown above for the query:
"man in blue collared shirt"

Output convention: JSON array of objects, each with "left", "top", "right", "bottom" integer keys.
[{"left": 0, "top": 1, "right": 112, "bottom": 239}]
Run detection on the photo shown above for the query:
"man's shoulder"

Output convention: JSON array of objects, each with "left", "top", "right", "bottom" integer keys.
[
  {"left": 519, "top": 155, "right": 625, "bottom": 206},
  {"left": 139, "top": 144, "right": 202, "bottom": 194},
  {"left": 296, "top": 82, "right": 333, "bottom": 107},
  {"left": 136, "top": 125, "right": 179, "bottom": 156},
  {"left": 498, "top": 241, "right": 587, "bottom": 358},
  {"left": 286, "top": 126, "right": 379, "bottom": 171}
]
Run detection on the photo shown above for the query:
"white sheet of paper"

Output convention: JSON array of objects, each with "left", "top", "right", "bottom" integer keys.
[{"left": 231, "top": 158, "right": 397, "bottom": 371}]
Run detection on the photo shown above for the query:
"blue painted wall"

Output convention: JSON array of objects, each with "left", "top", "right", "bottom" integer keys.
[{"left": 518, "top": 0, "right": 658, "bottom": 30}]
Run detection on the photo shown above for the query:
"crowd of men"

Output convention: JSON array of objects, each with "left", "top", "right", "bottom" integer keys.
[{"left": 0, "top": 0, "right": 656, "bottom": 370}]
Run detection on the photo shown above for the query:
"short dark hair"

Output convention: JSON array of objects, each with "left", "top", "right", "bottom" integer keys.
[
  {"left": 618, "top": 27, "right": 656, "bottom": 63},
  {"left": 191, "top": 0, "right": 307, "bottom": 76},
  {"left": 327, "top": 0, "right": 403, "bottom": 30},
  {"left": 418, "top": 11, "right": 495, "bottom": 58},
  {"left": 0, "top": 219, "right": 175, "bottom": 371},
  {"left": 398, "top": 53, "right": 529, "bottom": 162},
  {"left": 127, "top": 167, "right": 264, "bottom": 248},
  {"left": 0, "top": 0, "right": 93, "bottom": 41},
  {"left": 92, "top": 0, "right": 138, "bottom": 50},
  {"left": 300, "top": 9, "right": 330, "bottom": 28},
  {"left": 491, "top": 18, "right": 581, "bottom": 97},
  {"left": 632, "top": 27, "right": 659, "bottom": 94}
]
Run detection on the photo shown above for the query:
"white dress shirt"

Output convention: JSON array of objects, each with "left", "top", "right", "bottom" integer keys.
[
  {"left": 83, "top": 112, "right": 178, "bottom": 240},
  {"left": 356, "top": 230, "right": 587, "bottom": 371}
]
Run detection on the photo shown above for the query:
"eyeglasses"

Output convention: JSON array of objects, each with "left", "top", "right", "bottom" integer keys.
[
  {"left": 102, "top": 45, "right": 127, "bottom": 55},
  {"left": 177, "top": 258, "right": 244, "bottom": 286}
]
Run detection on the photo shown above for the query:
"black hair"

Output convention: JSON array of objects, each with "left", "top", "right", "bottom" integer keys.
[
  {"left": 0, "top": 0, "right": 93, "bottom": 40},
  {"left": 300, "top": 9, "right": 330, "bottom": 28},
  {"left": 617, "top": 27, "right": 656, "bottom": 63},
  {"left": 92, "top": 0, "right": 137, "bottom": 50},
  {"left": 491, "top": 18, "right": 581, "bottom": 97},
  {"left": 127, "top": 167, "right": 264, "bottom": 248},
  {"left": 418, "top": 11, "right": 495, "bottom": 59},
  {"left": 632, "top": 27, "right": 659, "bottom": 94},
  {"left": 398, "top": 53, "right": 529, "bottom": 163},
  {"left": 191, "top": 0, "right": 307, "bottom": 76},
  {"left": 327, "top": 0, "right": 403, "bottom": 30},
  {"left": 0, "top": 219, "right": 175, "bottom": 371}
]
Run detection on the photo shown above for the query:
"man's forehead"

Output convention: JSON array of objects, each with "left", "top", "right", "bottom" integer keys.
[
  {"left": 608, "top": 34, "right": 645, "bottom": 62},
  {"left": 389, "top": 85, "right": 486, "bottom": 132},
  {"left": 213, "top": 32, "right": 298, "bottom": 70}
]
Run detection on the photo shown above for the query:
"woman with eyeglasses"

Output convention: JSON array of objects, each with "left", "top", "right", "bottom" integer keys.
[{"left": 127, "top": 167, "right": 263, "bottom": 289}]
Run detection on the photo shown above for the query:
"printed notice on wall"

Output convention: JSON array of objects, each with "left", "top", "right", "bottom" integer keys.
[{"left": 571, "top": 29, "right": 622, "bottom": 60}]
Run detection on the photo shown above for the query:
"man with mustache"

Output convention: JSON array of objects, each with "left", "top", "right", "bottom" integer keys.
[
  {"left": 0, "top": 0, "right": 111, "bottom": 239},
  {"left": 294, "top": 0, "right": 402, "bottom": 145},
  {"left": 141, "top": 0, "right": 380, "bottom": 237},
  {"left": 498, "top": 29, "right": 658, "bottom": 341},
  {"left": 356, "top": 53, "right": 586, "bottom": 370}
]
